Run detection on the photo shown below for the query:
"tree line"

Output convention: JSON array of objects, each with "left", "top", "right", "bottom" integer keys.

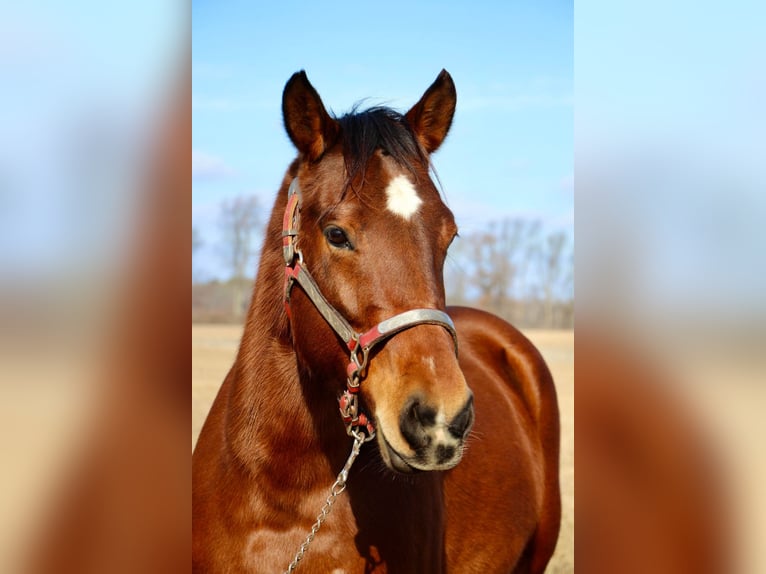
[
  {"left": 444, "top": 219, "right": 573, "bottom": 328},
  {"left": 193, "top": 195, "right": 573, "bottom": 328}
]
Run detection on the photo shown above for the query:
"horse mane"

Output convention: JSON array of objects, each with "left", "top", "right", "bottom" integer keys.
[{"left": 334, "top": 106, "right": 427, "bottom": 196}]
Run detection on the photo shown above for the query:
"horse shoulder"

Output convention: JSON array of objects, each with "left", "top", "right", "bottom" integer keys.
[
  {"left": 448, "top": 306, "right": 558, "bottom": 432},
  {"left": 444, "top": 306, "right": 561, "bottom": 573}
]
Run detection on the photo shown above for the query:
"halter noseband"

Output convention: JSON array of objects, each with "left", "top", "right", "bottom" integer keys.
[{"left": 282, "top": 178, "right": 458, "bottom": 440}]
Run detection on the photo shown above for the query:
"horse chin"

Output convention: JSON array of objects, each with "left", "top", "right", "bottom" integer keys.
[
  {"left": 378, "top": 431, "right": 421, "bottom": 474},
  {"left": 377, "top": 428, "right": 465, "bottom": 474}
]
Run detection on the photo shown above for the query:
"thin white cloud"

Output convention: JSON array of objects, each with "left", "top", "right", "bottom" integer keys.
[
  {"left": 192, "top": 96, "right": 238, "bottom": 111},
  {"left": 546, "top": 208, "right": 574, "bottom": 232},
  {"left": 508, "top": 156, "right": 531, "bottom": 170},
  {"left": 460, "top": 93, "right": 572, "bottom": 112},
  {"left": 192, "top": 95, "right": 273, "bottom": 112},
  {"left": 560, "top": 173, "right": 574, "bottom": 193},
  {"left": 192, "top": 150, "right": 234, "bottom": 180},
  {"left": 192, "top": 63, "right": 234, "bottom": 80}
]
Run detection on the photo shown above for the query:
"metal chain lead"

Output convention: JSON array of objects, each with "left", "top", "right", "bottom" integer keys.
[{"left": 282, "top": 430, "right": 366, "bottom": 574}]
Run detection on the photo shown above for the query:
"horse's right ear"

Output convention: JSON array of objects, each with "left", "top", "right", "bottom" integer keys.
[{"left": 282, "top": 71, "right": 339, "bottom": 161}]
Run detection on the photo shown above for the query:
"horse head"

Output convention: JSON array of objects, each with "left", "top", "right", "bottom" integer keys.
[{"left": 281, "top": 70, "right": 473, "bottom": 473}]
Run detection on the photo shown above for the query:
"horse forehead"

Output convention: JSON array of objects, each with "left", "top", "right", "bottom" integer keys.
[{"left": 383, "top": 173, "right": 423, "bottom": 220}]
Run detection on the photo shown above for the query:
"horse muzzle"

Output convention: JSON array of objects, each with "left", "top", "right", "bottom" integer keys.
[{"left": 377, "top": 393, "right": 474, "bottom": 473}]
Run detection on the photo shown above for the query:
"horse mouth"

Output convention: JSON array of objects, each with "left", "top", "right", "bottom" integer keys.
[
  {"left": 378, "top": 426, "right": 466, "bottom": 474},
  {"left": 379, "top": 431, "right": 420, "bottom": 474}
]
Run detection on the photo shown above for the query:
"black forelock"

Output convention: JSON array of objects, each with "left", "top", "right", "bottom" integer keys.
[{"left": 335, "top": 106, "right": 427, "bottom": 193}]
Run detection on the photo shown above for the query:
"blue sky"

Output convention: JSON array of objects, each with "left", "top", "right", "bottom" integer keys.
[
  {"left": 0, "top": 2, "right": 184, "bottom": 277},
  {"left": 193, "top": 0, "right": 573, "bottom": 280}
]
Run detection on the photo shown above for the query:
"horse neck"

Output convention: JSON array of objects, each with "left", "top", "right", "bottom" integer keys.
[{"left": 225, "top": 177, "right": 349, "bottom": 484}]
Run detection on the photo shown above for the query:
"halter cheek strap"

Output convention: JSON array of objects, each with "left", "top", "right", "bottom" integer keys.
[{"left": 282, "top": 178, "right": 458, "bottom": 439}]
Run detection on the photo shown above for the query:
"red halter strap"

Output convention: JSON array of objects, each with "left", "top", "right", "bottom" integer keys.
[{"left": 282, "top": 178, "right": 458, "bottom": 439}]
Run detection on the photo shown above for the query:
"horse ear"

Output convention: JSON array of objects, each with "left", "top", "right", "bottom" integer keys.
[
  {"left": 282, "top": 71, "right": 339, "bottom": 161},
  {"left": 405, "top": 69, "right": 457, "bottom": 154}
]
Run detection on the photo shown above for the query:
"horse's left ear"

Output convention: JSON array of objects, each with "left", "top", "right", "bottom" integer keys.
[{"left": 405, "top": 69, "right": 457, "bottom": 154}]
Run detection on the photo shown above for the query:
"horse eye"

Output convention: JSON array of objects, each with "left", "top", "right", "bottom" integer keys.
[{"left": 324, "top": 226, "right": 352, "bottom": 249}]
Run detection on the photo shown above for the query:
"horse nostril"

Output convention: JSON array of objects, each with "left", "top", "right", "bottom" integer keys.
[
  {"left": 436, "top": 444, "right": 456, "bottom": 464},
  {"left": 400, "top": 400, "right": 435, "bottom": 450},
  {"left": 448, "top": 397, "right": 475, "bottom": 439}
]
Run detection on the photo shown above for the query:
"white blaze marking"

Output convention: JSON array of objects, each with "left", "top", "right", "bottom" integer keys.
[
  {"left": 385, "top": 174, "right": 422, "bottom": 219},
  {"left": 434, "top": 410, "right": 448, "bottom": 441}
]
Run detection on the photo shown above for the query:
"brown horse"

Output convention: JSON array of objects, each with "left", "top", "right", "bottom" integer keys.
[{"left": 193, "top": 70, "right": 560, "bottom": 573}]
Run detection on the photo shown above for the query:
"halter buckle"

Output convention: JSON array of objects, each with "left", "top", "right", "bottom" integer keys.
[
  {"left": 338, "top": 390, "right": 376, "bottom": 440},
  {"left": 282, "top": 178, "right": 302, "bottom": 266},
  {"left": 346, "top": 342, "right": 370, "bottom": 390}
]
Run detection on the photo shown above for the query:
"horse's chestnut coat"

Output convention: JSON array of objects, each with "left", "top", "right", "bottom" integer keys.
[{"left": 193, "top": 70, "right": 560, "bottom": 573}]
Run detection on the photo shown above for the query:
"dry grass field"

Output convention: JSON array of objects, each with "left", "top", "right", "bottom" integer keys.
[{"left": 192, "top": 325, "right": 574, "bottom": 572}]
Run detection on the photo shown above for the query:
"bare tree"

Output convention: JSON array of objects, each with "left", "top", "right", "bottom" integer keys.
[
  {"left": 442, "top": 217, "right": 574, "bottom": 328},
  {"left": 192, "top": 226, "right": 203, "bottom": 283},
  {"left": 542, "top": 231, "right": 567, "bottom": 327},
  {"left": 469, "top": 228, "right": 500, "bottom": 311},
  {"left": 218, "top": 195, "right": 261, "bottom": 318},
  {"left": 458, "top": 218, "right": 532, "bottom": 321},
  {"left": 444, "top": 239, "right": 471, "bottom": 306}
]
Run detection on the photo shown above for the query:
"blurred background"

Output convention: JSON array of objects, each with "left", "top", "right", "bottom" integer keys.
[
  {"left": 0, "top": 2, "right": 189, "bottom": 573},
  {"left": 576, "top": 1, "right": 766, "bottom": 572},
  {"left": 0, "top": 0, "right": 763, "bottom": 572}
]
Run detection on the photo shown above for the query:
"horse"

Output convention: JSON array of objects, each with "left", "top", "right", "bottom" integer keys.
[{"left": 192, "top": 70, "right": 560, "bottom": 573}]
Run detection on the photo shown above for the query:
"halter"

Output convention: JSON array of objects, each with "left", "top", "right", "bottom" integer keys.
[{"left": 281, "top": 178, "right": 459, "bottom": 441}]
